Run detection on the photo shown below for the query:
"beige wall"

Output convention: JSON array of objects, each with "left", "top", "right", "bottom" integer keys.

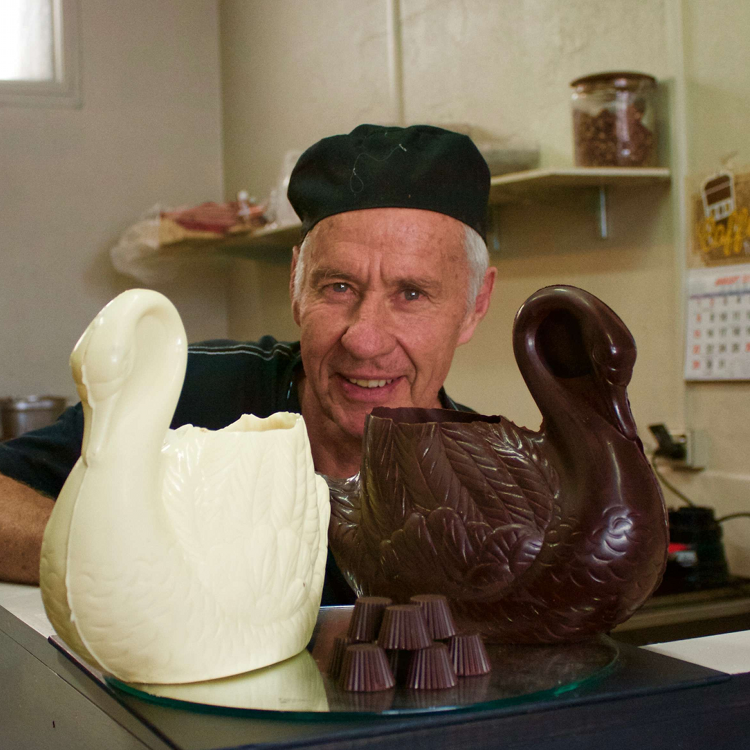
[
  {"left": 670, "top": 0, "right": 750, "bottom": 573},
  {"left": 220, "top": 0, "right": 681, "bottom": 426},
  {"left": 219, "top": 0, "right": 395, "bottom": 344},
  {"left": 220, "top": 0, "right": 750, "bottom": 570},
  {"left": 0, "top": 0, "right": 227, "bottom": 403}
]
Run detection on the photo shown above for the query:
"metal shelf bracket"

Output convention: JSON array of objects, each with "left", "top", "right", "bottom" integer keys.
[{"left": 598, "top": 186, "right": 609, "bottom": 239}]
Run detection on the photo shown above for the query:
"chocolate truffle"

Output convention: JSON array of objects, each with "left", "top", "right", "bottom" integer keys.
[
  {"left": 347, "top": 596, "right": 392, "bottom": 642},
  {"left": 339, "top": 643, "right": 395, "bottom": 692},
  {"left": 376, "top": 604, "right": 431, "bottom": 651},
  {"left": 410, "top": 594, "right": 457, "bottom": 640}
]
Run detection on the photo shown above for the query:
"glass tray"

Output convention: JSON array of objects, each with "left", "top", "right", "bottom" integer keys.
[{"left": 104, "top": 606, "right": 619, "bottom": 718}]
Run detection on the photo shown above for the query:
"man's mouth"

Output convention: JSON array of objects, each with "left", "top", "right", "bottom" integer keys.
[{"left": 346, "top": 377, "right": 395, "bottom": 389}]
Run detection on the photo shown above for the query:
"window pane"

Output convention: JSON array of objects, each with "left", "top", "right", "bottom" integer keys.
[{"left": 0, "top": 0, "right": 54, "bottom": 81}]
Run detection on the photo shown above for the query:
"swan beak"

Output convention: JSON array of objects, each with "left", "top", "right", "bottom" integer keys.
[
  {"left": 80, "top": 378, "right": 122, "bottom": 466},
  {"left": 609, "top": 384, "right": 638, "bottom": 441}
]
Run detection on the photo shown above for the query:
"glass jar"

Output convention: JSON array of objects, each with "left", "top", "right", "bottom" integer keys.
[{"left": 570, "top": 72, "right": 657, "bottom": 167}]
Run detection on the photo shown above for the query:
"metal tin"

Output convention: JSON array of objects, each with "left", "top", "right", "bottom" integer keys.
[{"left": 1, "top": 395, "right": 67, "bottom": 440}]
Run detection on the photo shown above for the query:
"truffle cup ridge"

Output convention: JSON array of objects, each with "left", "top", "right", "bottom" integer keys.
[
  {"left": 347, "top": 596, "right": 393, "bottom": 642},
  {"left": 406, "top": 642, "right": 457, "bottom": 690},
  {"left": 339, "top": 643, "right": 396, "bottom": 693},
  {"left": 376, "top": 604, "right": 431, "bottom": 651},
  {"left": 410, "top": 594, "right": 457, "bottom": 640},
  {"left": 448, "top": 633, "right": 491, "bottom": 677}
]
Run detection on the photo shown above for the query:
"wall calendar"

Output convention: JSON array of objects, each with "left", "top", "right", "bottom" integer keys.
[{"left": 685, "top": 264, "right": 750, "bottom": 381}]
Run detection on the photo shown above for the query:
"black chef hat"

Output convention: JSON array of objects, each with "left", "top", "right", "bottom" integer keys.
[{"left": 287, "top": 124, "right": 491, "bottom": 241}]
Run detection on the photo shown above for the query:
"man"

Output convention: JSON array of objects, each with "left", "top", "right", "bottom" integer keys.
[{"left": 0, "top": 124, "right": 496, "bottom": 602}]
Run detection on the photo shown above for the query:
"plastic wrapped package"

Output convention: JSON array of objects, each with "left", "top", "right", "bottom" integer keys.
[
  {"left": 266, "top": 150, "right": 304, "bottom": 228},
  {"left": 110, "top": 204, "right": 170, "bottom": 285},
  {"left": 110, "top": 198, "right": 267, "bottom": 285}
]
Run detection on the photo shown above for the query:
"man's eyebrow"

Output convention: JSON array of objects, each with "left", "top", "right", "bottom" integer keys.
[
  {"left": 392, "top": 274, "right": 443, "bottom": 294},
  {"left": 308, "top": 267, "right": 357, "bottom": 286}
]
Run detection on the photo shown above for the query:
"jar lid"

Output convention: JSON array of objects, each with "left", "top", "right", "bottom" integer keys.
[{"left": 570, "top": 71, "right": 657, "bottom": 89}]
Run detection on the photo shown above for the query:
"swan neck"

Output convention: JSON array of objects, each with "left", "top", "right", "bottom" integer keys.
[
  {"left": 514, "top": 318, "right": 578, "bottom": 433},
  {"left": 81, "top": 292, "right": 187, "bottom": 468},
  {"left": 117, "top": 302, "right": 185, "bottom": 441}
]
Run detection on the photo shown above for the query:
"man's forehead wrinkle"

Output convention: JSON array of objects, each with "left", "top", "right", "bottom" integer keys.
[{"left": 303, "top": 208, "right": 469, "bottom": 294}]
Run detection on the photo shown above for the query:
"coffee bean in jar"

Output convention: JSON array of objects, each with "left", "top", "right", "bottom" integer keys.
[{"left": 570, "top": 72, "right": 657, "bottom": 167}]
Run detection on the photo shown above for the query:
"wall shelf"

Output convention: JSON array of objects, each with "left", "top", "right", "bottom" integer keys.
[
  {"left": 218, "top": 223, "right": 301, "bottom": 264},
  {"left": 218, "top": 223, "right": 302, "bottom": 254},
  {"left": 488, "top": 167, "right": 671, "bottom": 202},
  {"left": 159, "top": 223, "right": 302, "bottom": 264},
  {"left": 489, "top": 167, "right": 671, "bottom": 238},
  {"left": 143, "top": 167, "right": 672, "bottom": 268}
]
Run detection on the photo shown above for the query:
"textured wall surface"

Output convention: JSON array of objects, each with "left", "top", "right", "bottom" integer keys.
[
  {"left": 220, "top": 0, "right": 395, "bottom": 344},
  {"left": 0, "top": 0, "right": 226, "bottom": 401},
  {"left": 220, "top": 0, "right": 394, "bottom": 201},
  {"left": 668, "top": 0, "right": 750, "bottom": 573},
  {"left": 399, "top": 0, "right": 670, "bottom": 165}
]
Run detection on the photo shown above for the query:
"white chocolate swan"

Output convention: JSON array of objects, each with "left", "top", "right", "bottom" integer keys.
[{"left": 40, "top": 289, "right": 330, "bottom": 684}]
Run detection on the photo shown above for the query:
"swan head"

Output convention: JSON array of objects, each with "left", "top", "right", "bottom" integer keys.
[
  {"left": 588, "top": 313, "right": 638, "bottom": 440},
  {"left": 71, "top": 290, "right": 187, "bottom": 464},
  {"left": 515, "top": 286, "right": 638, "bottom": 440}
]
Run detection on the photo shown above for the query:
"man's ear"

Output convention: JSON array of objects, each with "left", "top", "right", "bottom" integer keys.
[
  {"left": 457, "top": 266, "right": 497, "bottom": 346},
  {"left": 290, "top": 245, "right": 301, "bottom": 326}
]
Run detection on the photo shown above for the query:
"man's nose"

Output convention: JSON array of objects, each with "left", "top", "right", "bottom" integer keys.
[{"left": 340, "top": 296, "right": 397, "bottom": 360}]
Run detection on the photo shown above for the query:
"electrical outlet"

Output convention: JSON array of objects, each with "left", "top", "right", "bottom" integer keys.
[
  {"left": 648, "top": 423, "right": 709, "bottom": 470},
  {"left": 671, "top": 430, "right": 710, "bottom": 471}
]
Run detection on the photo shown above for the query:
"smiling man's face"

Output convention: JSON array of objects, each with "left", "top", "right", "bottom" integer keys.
[{"left": 291, "top": 207, "right": 494, "bottom": 473}]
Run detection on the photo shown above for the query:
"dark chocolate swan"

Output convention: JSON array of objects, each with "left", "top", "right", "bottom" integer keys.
[{"left": 326, "top": 285, "right": 669, "bottom": 643}]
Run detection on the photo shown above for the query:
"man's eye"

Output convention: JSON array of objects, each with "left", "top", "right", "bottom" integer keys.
[
  {"left": 328, "top": 282, "right": 350, "bottom": 294},
  {"left": 403, "top": 289, "right": 422, "bottom": 301}
]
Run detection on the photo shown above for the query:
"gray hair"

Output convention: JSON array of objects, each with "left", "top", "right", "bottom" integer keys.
[{"left": 293, "top": 223, "right": 489, "bottom": 311}]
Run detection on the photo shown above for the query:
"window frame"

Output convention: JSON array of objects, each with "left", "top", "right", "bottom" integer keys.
[{"left": 0, "top": 0, "right": 81, "bottom": 108}]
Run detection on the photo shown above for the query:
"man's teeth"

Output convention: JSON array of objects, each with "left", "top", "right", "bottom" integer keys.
[{"left": 347, "top": 378, "right": 394, "bottom": 388}]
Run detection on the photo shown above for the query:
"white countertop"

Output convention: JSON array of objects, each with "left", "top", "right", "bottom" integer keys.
[
  {"left": 0, "top": 580, "right": 56, "bottom": 638},
  {"left": 643, "top": 631, "right": 750, "bottom": 675},
  {"left": 3, "top": 581, "right": 750, "bottom": 675}
]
